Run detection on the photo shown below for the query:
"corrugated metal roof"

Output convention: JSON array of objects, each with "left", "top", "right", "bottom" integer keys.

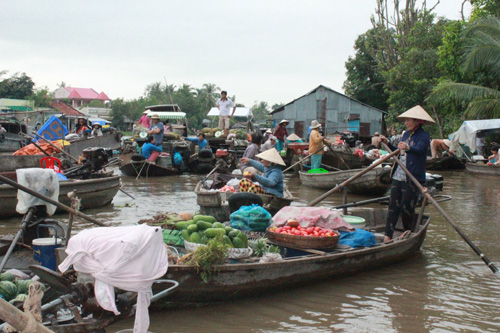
[{"left": 5, "top": 106, "right": 33, "bottom": 111}]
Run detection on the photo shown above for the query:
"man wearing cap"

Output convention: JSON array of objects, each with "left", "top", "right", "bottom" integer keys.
[
  {"left": 240, "top": 148, "right": 285, "bottom": 197},
  {"left": 379, "top": 105, "right": 433, "bottom": 243},
  {"left": 216, "top": 91, "right": 236, "bottom": 131},
  {"left": 430, "top": 138, "right": 454, "bottom": 159},
  {"left": 260, "top": 135, "right": 277, "bottom": 152},
  {"left": 273, "top": 119, "right": 289, "bottom": 152},
  {"left": 141, "top": 114, "right": 164, "bottom": 159},
  {"left": 309, "top": 120, "right": 329, "bottom": 170},
  {"left": 138, "top": 110, "right": 152, "bottom": 129}
]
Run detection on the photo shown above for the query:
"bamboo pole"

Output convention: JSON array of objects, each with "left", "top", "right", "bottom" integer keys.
[
  {"left": 0, "top": 174, "right": 106, "bottom": 227},
  {"left": 308, "top": 149, "right": 399, "bottom": 206},
  {"left": 381, "top": 142, "right": 498, "bottom": 274}
]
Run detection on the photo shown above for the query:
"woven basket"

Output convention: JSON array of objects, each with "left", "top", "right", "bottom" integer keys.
[{"left": 266, "top": 230, "right": 339, "bottom": 249}]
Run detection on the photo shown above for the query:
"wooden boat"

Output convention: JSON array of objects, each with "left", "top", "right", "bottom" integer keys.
[
  {"left": 0, "top": 154, "right": 64, "bottom": 172},
  {"left": 466, "top": 162, "right": 500, "bottom": 175},
  {"left": 321, "top": 147, "right": 375, "bottom": 170},
  {"left": 119, "top": 159, "right": 180, "bottom": 177},
  {"left": 299, "top": 167, "right": 392, "bottom": 195},
  {"left": 426, "top": 155, "right": 466, "bottom": 171},
  {"left": 195, "top": 173, "right": 294, "bottom": 222},
  {"left": 155, "top": 207, "right": 429, "bottom": 309},
  {"left": 0, "top": 119, "right": 27, "bottom": 153},
  {"left": 0, "top": 172, "right": 121, "bottom": 218}
]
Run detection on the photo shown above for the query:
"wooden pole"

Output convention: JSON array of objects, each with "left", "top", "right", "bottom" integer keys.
[
  {"left": 283, "top": 146, "right": 324, "bottom": 173},
  {"left": 381, "top": 142, "right": 498, "bottom": 274},
  {"left": 308, "top": 149, "right": 399, "bottom": 206},
  {"left": 0, "top": 297, "right": 53, "bottom": 333},
  {"left": 0, "top": 174, "right": 106, "bottom": 227}
]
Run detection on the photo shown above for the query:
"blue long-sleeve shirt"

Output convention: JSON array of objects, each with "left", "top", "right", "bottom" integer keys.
[
  {"left": 186, "top": 137, "right": 208, "bottom": 150},
  {"left": 247, "top": 159, "right": 284, "bottom": 197},
  {"left": 388, "top": 125, "right": 430, "bottom": 183}
]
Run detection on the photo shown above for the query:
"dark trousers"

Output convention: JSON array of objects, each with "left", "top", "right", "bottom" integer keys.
[{"left": 385, "top": 180, "right": 419, "bottom": 238}]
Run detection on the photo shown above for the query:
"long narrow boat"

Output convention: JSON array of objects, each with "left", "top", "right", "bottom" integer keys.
[
  {"left": 119, "top": 160, "right": 180, "bottom": 177},
  {"left": 0, "top": 172, "right": 121, "bottom": 218},
  {"left": 195, "top": 173, "right": 294, "bottom": 222},
  {"left": 321, "top": 147, "right": 375, "bottom": 170},
  {"left": 466, "top": 162, "right": 500, "bottom": 175},
  {"left": 156, "top": 207, "right": 429, "bottom": 309},
  {"left": 426, "top": 155, "right": 466, "bottom": 171},
  {"left": 299, "top": 167, "right": 392, "bottom": 195}
]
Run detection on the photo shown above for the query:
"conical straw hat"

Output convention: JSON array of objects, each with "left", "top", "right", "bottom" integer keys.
[
  {"left": 279, "top": 119, "right": 289, "bottom": 125},
  {"left": 443, "top": 139, "right": 451, "bottom": 147},
  {"left": 397, "top": 105, "right": 435, "bottom": 124},
  {"left": 287, "top": 133, "right": 301, "bottom": 141},
  {"left": 255, "top": 148, "right": 286, "bottom": 166}
]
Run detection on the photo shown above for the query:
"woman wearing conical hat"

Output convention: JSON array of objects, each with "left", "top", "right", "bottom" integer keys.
[
  {"left": 239, "top": 148, "right": 285, "bottom": 197},
  {"left": 379, "top": 105, "right": 434, "bottom": 243}
]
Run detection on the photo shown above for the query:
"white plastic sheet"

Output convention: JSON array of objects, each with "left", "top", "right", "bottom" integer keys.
[
  {"left": 58, "top": 225, "right": 169, "bottom": 333},
  {"left": 449, "top": 119, "right": 500, "bottom": 152},
  {"left": 16, "top": 168, "right": 59, "bottom": 216}
]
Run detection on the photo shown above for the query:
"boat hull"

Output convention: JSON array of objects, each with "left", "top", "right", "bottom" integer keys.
[
  {"left": 155, "top": 209, "right": 429, "bottom": 309},
  {"left": 119, "top": 161, "right": 180, "bottom": 177},
  {"left": 426, "top": 156, "right": 466, "bottom": 171},
  {"left": 321, "top": 148, "right": 374, "bottom": 170},
  {"left": 0, "top": 175, "right": 121, "bottom": 219},
  {"left": 466, "top": 162, "right": 500, "bottom": 175},
  {"left": 299, "top": 167, "right": 391, "bottom": 195}
]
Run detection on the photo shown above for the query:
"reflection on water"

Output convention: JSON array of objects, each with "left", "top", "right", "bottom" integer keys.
[{"left": 2, "top": 168, "right": 499, "bottom": 332}]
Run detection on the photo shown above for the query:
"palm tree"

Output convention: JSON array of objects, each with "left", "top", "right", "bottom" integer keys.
[{"left": 427, "top": 16, "right": 500, "bottom": 119}]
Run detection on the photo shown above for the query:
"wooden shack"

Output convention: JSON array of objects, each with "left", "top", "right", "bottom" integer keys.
[{"left": 271, "top": 85, "right": 386, "bottom": 139}]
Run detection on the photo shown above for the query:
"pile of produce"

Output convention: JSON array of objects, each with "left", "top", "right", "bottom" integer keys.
[
  {"left": 137, "top": 212, "right": 192, "bottom": 229},
  {"left": 0, "top": 272, "right": 46, "bottom": 304},
  {"left": 268, "top": 219, "right": 338, "bottom": 237},
  {"left": 177, "top": 215, "right": 248, "bottom": 249}
]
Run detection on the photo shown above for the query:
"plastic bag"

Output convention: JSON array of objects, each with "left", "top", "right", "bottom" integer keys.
[
  {"left": 226, "top": 178, "right": 240, "bottom": 188},
  {"left": 162, "top": 229, "right": 184, "bottom": 247},
  {"left": 230, "top": 204, "right": 272, "bottom": 231}
]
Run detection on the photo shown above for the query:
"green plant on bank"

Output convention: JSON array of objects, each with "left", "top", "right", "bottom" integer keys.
[{"left": 182, "top": 235, "right": 229, "bottom": 283}]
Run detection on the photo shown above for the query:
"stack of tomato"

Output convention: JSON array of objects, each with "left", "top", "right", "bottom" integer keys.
[{"left": 268, "top": 225, "right": 337, "bottom": 237}]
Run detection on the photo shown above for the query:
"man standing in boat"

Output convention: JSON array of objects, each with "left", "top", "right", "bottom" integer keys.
[
  {"left": 142, "top": 114, "right": 164, "bottom": 159},
  {"left": 216, "top": 91, "right": 236, "bottom": 133}
]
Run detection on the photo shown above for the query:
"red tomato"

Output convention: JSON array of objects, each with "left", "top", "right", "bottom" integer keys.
[
  {"left": 325, "top": 233, "right": 332, "bottom": 237},
  {"left": 294, "top": 230, "right": 301, "bottom": 236},
  {"left": 283, "top": 226, "right": 291, "bottom": 230},
  {"left": 301, "top": 231, "right": 308, "bottom": 236},
  {"left": 313, "top": 231, "right": 319, "bottom": 237},
  {"left": 314, "top": 227, "right": 321, "bottom": 232},
  {"left": 306, "top": 227, "right": 314, "bottom": 233}
]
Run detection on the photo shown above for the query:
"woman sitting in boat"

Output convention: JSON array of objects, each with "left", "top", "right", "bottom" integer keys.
[
  {"left": 142, "top": 114, "right": 164, "bottom": 159},
  {"left": 91, "top": 122, "right": 103, "bottom": 137},
  {"left": 487, "top": 145, "right": 500, "bottom": 166},
  {"left": 239, "top": 148, "right": 285, "bottom": 197},
  {"left": 379, "top": 105, "right": 434, "bottom": 243},
  {"left": 75, "top": 117, "right": 89, "bottom": 137}
]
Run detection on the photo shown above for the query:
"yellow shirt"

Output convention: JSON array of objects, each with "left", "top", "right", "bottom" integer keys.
[{"left": 309, "top": 130, "right": 324, "bottom": 155}]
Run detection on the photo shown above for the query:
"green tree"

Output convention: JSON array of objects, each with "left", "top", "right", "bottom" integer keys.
[
  {"left": 251, "top": 101, "right": 271, "bottom": 124},
  {"left": 0, "top": 72, "right": 35, "bottom": 99},
  {"left": 427, "top": 16, "right": 500, "bottom": 119},
  {"left": 28, "top": 87, "right": 52, "bottom": 108}
]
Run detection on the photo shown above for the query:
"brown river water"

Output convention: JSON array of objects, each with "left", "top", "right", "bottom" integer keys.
[{"left": 2, "top": 169, "right": 500, "bottom": 332}]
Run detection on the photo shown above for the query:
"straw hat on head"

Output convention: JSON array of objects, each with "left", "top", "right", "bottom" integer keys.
[
  {"left": 443, "top": 139, "right": 451, "bottom": 147},
  {"left": 150, "top": 114, "right": 160, "bottom": 120},
  {"left": 311, "top": 120, "right": 321, "bottom": 129},
  {"left": 287, "top": 133, "right": 301, "bottom": 141},
  {"left": 143, "top": 110, "right": 151, "bottom": 114},
  {"left": 91, "top": 121, "right": 102, "bottom": 127},
  {"left": 397, "top": 105, "right": 435, "bottom": 124},
  {"left": 269, "top": 135, "right": 277, "bottom": 141},
  {"left": 279, "top": 119, "right": 289, "bottom": 126},
  {"left": 255, "top": 148, "right": 286, "bottom": 166},
  {"left": 265, "top": 129, "right": 272, "bottom": 134}
]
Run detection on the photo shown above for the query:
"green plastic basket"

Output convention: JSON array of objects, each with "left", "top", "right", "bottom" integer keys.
[{"left": 308, "top": 168, "right": 328, "bottom": 174}]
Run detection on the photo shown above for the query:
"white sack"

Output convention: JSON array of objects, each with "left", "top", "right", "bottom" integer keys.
[
  {"left": 59, "top": 225, "right": 169, "bottom": 333},
  {"left": 16, "top": 168, "right": 59, "bottom": 216}
]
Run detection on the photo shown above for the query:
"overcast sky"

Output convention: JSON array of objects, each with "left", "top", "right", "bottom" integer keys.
[{"left": 1, "top": 0, "right": 470, "bottom": 109}]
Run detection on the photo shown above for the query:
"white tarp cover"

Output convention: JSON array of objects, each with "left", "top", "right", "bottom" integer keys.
[
  {"left": 149, "top": 111, "right": 186, "bottom": 120},
  {"left": 59, "top": 225, "right": 169, "bottom": 333},
  {"left": 449, "top": 119, "right": 500, "bottom": 152},
  {"left": 16, "top": 168, "right": 59, "bottom": 215},
  {"left": 207, "top": 107, "right": 252, "bottom": 117}
]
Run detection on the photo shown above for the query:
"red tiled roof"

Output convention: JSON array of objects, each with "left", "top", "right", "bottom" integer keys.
[
  {"left": 50, "top": 101, "right": 85, "bottom": 116},
  {"left": 64, "top": 87, "right": 110, "bottom": 100}
]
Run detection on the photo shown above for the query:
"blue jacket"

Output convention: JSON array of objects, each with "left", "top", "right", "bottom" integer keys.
[
  {"left": 388, "top": 125, "right": 430, "bottom": 183},
  {"left": 247, "top": 159, "right": 284, "bottom": 197}
]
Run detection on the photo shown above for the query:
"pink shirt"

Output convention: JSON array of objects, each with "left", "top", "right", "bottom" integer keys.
[{"left": 138, "top": 115, "right": 152, "bottom": 128}]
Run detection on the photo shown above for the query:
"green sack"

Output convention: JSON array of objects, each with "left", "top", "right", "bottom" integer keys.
[{"left": 162, "top": 229, "right": 184, "bottom": 246}]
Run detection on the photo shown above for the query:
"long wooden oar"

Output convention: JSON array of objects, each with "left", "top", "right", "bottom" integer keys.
[
  {"left": 283, "top": 145, "right": 324, "bottom": 173},
  {"left": 0, "top": 174, "right": 106, "bottom": 227},
  {"left": 380, "top": 142, "right": 498, "bottom": 274},
  {"left": 308, "top": 149, "right": 400, "bottom": 206}
]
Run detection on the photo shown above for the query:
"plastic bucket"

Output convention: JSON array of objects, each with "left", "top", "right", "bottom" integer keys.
[
  {"left": 343, "top": 215, "right": 366, "bottom": 229},
  {"left": 33, "top": 237, "right": 62, "bottom": 271}
]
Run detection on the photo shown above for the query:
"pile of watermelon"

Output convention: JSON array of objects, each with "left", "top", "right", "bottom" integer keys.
[{"left": 0, "top": 272, "right": 46, "bottom": 304}]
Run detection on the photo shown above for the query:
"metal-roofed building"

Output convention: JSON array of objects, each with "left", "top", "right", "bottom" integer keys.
[{"left": 271, "top": 85, "right": 386, "bottom": 139}]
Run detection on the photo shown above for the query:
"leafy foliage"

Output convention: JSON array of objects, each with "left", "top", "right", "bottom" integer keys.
[{"left": 0, "top": 72, "right": 35, "bottom": 99}]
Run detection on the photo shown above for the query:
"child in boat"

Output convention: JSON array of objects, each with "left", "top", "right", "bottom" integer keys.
[
  {"left": 487, "top": 146, "right": 500, "bottom": 166},
  {"left": 239, "top": 148, "right": 285, "bottom": 197}
]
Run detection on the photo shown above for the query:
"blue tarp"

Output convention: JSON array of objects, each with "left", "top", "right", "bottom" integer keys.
[
  {"left": 36, "top": 116, "right": 68, "bottom": 141},
  {"left": 338, "top": 229, "right": 376, "bottom": 248}
]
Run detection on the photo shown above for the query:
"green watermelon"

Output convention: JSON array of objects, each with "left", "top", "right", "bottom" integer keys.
[
  {"left": 14, "top": 279, "right": 31, "bottom": 295},
  {"left": 14, "top": 294, "right": 28, "bottom": 302},
  {"left": 0, "top": 273, "right": 15, "bottom": 282},
  {"left": 0, "top": 281, "right": 18, "bottom": 301}
]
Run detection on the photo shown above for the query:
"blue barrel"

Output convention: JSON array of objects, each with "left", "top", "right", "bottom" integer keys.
[{"left": 32, "top": 237, "right": 62, "bottom": 271}]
